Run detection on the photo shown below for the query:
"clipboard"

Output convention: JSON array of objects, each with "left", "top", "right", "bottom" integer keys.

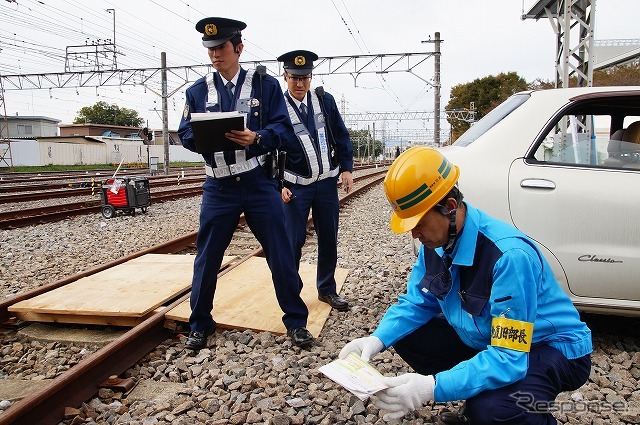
[{"left": 190, "top": 112, "right": 245, "bottom": 153}]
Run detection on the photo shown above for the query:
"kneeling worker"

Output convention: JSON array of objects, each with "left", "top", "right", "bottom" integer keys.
[
  {"left": 340, "top": 147, "right": 592, "bottom": 424},
  {"left": 277, "top": 50, "right": 354, "bottom": 312}
]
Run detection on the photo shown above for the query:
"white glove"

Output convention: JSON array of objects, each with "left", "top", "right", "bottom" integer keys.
[
  {"left": 338, "top": 336, "right": 385, "bottom": 362},
  {"left": 375, "top": 373, "right": 435, "bottom": 421}
]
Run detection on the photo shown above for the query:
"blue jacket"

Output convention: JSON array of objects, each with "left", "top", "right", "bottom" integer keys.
[
  {"left": 177, "top": 68, "right": 292, "bottom": 165},
  {"left": 372, "top": 203, "right": 592, "bottom": 402}
]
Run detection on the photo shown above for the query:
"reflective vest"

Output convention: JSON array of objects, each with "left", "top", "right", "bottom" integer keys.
[
  {"left": 203, "top": 69, "right": 266, "bottom": 178},
  {"left": 283, "top": 91, "right": 339, "bottom": 185}
]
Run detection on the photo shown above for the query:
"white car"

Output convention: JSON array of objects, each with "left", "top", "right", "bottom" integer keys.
[{"left": 439, "top": 86, "right": 640, "bottom": 317}]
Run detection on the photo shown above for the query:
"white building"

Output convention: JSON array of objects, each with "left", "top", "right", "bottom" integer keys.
[{"left": 0, "top": 115, "right": 60, "bottom": 138}]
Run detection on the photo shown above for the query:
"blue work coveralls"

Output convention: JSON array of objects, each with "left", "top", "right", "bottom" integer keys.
[{"left": 373, "top": 203, "right": 592, "bottom": 424}]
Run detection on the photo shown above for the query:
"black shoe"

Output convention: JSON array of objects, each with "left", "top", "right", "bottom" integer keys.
[
  {"left": 318, "top": 293, "right": 349, "bottom": 311},
  {"left": 287, "top": 327, "right": 314, "bottom": 348},
  {"left": 439, "top": 403, "right": 469, "bottom": 425},
  {"left": 185, "top": 323, "right": 216, "bottom": 351}
]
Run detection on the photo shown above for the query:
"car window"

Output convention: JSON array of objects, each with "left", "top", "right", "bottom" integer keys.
[
  {"left": 533, "top": 113, "right": 640, "bottom": 169},
  {"left": 454, "top": 94, "right": 530, "bottom": 147}
]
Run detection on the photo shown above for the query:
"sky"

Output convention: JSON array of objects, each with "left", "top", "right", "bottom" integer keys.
[{"left": 1, "top": 0, "right": 639, "bottom": 140}]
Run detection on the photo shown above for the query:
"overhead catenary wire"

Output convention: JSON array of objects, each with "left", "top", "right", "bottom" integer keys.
[
  {"left": 340, "top": 0, "right": 371, "bottom": 54},
  {"left": 0, "top": 0, "right": 213, "bottom": 125},
  {"left": 326, "top": 0, "right": 412, "bottom": 111},
  {"left": 1, "top": 1, "right": 437, "bottom": 132},
  {"left": 329, "top": 0, "right": 365, "bottom": 54}
]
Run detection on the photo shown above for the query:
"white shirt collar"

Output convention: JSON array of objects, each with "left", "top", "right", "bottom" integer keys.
[
  {"left": 220, "top": 70, "right": 241, "bottom": 91},
  {"left": 288, "top": 91, "right": 307, "bottom": 109}
]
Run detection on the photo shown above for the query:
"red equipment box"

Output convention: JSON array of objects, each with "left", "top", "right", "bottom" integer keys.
[
  {"left": 104, "top": 179, "right": 128, "bottom": 207},
  {"left": 100, "top": 177, "right": 150, "bottom": 218}
]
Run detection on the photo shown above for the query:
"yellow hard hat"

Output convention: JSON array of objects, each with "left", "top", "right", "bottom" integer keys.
[{"left": 384, "top": 146, "right": 460, "bottom": 234}]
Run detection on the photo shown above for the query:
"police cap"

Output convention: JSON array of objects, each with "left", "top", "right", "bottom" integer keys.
[
  {"left": 196, "top": 17, "right": 246, "bottom": 48},
  {"left": 277, "top": 50, "right": 318, "bottom": 76}
]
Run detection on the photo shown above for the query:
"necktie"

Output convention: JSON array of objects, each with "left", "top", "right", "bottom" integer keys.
[
  {"left": 225, "top": 81, "right": 234, "bottom": 102},
  {"left": 300, "top": 102, "right": 308, "bottom": 125}
]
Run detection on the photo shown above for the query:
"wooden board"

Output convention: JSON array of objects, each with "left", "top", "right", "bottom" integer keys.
[
  {"left": 165, "top": 256, "right": 349, "bottom": 338},
  {"left": 9, "top": 254, "right": 235, "bottom": 326}
]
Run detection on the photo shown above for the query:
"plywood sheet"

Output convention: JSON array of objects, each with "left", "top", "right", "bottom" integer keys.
[
  {"left": 165, "top": 257, "right": 349, "bottom": 337},
  {"left": 9, "top": 255, "right": 235, "bottom": 325}
]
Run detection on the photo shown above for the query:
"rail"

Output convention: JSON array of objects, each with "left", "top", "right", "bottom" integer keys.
[{"left": 0, "top": 170, "right": 387, "bottom": 424}]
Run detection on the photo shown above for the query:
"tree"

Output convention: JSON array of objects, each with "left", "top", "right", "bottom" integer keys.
[
  {"left": 347, "top": 128, "right": 383, "bottom": 159},
  {"left": 593, "top": 63, "right": 640, "bottom": 86},
  {"left": 528, "top": 77, "right": 555, "bottom": 91},
  {"left": 527, "top": 63, "right": 640, "bottom": 89},
  {"left": 555, "top": 63, "right": 640, "bottom": 87},
  {"left": 74, "top": 101, "right": 144, "bottom": 127},
  {"left": 445, "top": 72, "right": 529, "bottom": 142},
  {"left": 444, "top": 64, "right": 640, "bottom": 144}
]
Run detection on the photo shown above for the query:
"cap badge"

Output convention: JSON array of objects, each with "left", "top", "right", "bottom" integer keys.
[
  {"left": 294, "top": 55, "right": 306, "bottom": 66},
  {"left": 204, "top": 24, "right": 218, "bottom": 36}
]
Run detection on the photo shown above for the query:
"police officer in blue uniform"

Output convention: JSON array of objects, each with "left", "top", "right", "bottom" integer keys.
[
  {"left": 340, "top": 147, "right": 592, "bottom": 424},
  {"left": 276, "top": 50, "right": 354, "bottom": 312},
  {"left": 178, "top": 18, "right": 313, "bottom": 350}
]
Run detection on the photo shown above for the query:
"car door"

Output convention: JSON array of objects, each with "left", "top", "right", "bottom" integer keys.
[{"left": 508, "top": 111, "right": 640, "bottom": 303}]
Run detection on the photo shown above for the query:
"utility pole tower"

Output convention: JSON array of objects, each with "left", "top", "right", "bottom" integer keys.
[
  {"left": 522, "top": 0, "right": 596, "bottom": 88},
  {"left": 65, "top": 9, "right": 118, "bottom": 72},
  {"left": 422, "top": 32, "right": 442, "bottom": 145},
  {"left": 523, "top": 0, "right": 596, "bottom": 161}
]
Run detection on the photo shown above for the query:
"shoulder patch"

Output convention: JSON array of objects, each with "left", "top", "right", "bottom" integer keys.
[
  {"left": 183, "top": 104, "right": 189, "bottom": 120},
  {"left": 491, "top": 316, "right": 534, "bottom": 352}
]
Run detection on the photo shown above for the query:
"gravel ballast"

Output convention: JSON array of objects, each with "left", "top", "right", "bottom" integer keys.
[{"left": 1, "top": 185, "right": 638, "bottom": 424}]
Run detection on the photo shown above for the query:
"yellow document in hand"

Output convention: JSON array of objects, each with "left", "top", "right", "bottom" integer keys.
[{"left": 318, "top": 352, "right": 388, "bottom": 401}]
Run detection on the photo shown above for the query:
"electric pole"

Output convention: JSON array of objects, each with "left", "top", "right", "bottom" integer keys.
[
  {"left": 161, "top": 52, "right": 169, "bottom": 174},
  {"left": 422, "top": 32, "right": 442, "bottom": 146},
  {"left": 106, "top": 9, "right": 117, "bottom": 69}
]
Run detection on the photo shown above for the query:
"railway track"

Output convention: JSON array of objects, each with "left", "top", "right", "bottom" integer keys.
[
  {"left": 0, "top": 167, "right": 387, "bottom": 229},
  {"left": 0, "top": 164, "right": 375, "bottom": 193},
  {"left": 0, "top": 173, "right": 204, "bottom": 194},
  {"left": 0, "top": 170, "right": 387, "bottom": 424},
  {"left": 0, "top": 167, "right": 204, "bottom": 184},
  {"left": 0, "top": 186, "right": 203, "bottom": 229},
  {"left": 0, "top": 175, "right": 205, "bottom": 203}
]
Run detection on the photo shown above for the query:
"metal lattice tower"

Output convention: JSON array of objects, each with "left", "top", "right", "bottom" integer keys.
[
  {"left": 344, "top": 109, "right": 472, "bottom": 154},
  {"left": 523, "top": 0, "right": 596, "bottom": 88},
  {"left": 343, "top": 109, "right": 476, "bottom": 123},
  {"left": 0, "top": 51, "right": 440, "bottom": 171},
  {"left": 65, "top": 9, "right": 118, "bottom": 73},
  {"left": 0, "top": 53, "right": 437, "bottom": 92}
]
